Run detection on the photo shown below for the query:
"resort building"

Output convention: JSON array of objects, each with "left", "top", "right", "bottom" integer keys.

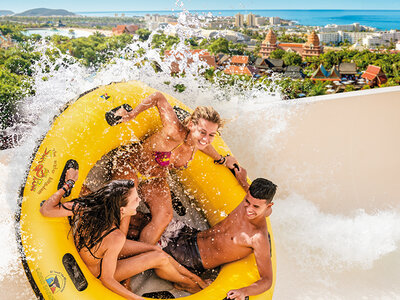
[
  {"left": 284, "top": 66, "right": 306, "bottom": 79},
  {"left": 260, "top": 29, "right": 323, "bottom": 58},
  {"left": 246, "top": 13, "right": 256, "bottom": 27},
  {"left": 224, "top": 65, "right": 258, "bottom": 76},
  {"left": 270, "top": 17, "right": 281, "bottom": 25},
  {"left": 230, "top": 55, "right": 249, "bottom": 66},
  {"left": 164, "top": 49, "right": 216, "bottom": 74},
  {"left": 338, "top": 63, "right": 358, "bottom": 80},
  {"left": 235, "top": 13, "right": 244, "bottom": 28},
  {"left": 112, "top": 25, "right": 139, "bottom": 35},
  {"left": 255, "top": 58, "right": 284, "bottom": 74},
  {"left": 361, "top": 65, "right": 387, "bottom": 87},
  {"left": 311, "top": 64, "right": 340, "bottom": 82},
  {"left": 255, "top": 17, "right": 267, "bottom": 26},
  {"left": 320, "top": 23, "right": 362, "bottom": 32},
  {"left": 362, "top": 30, "right": 400, "bottom": 48}
]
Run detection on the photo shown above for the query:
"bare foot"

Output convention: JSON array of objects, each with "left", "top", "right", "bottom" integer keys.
[{"left": 121, "top": 278, "right": 132, "bottom": 291}]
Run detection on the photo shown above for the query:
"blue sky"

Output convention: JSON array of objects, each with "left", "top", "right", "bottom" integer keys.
[{"left": 3, "top": 0, "right": 400, "bottom": 13}]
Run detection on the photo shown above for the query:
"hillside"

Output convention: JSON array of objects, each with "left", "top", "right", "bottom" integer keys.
[
  {"left": 0, "top": 10, "right": 14, "bottom": 16},
  {"left": 15, "top": 8, "right": 75, "bottom": 17}
]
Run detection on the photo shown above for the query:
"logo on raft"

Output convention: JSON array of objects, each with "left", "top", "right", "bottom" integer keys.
[
  {"left": 45, "top": 271, "right": 66, "bottom": 294},
  {"left": 30, "top": 148, "right": 57, "bottom": 193},
  {"left": 100, "top": 93, "right": 111, "bottom": 100}
]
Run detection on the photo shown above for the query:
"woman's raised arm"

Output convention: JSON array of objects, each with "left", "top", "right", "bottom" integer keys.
[
  {"left": 40, "top": 168, "right": 78, "bottom": 218},
  {"left": 117, "top": 92, "right": 181, "bottom": 135}
]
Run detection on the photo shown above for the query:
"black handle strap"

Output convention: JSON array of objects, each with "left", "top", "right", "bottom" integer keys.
[
  {"left": 57, "top": 159, "right": 79, "bottom": 198},
  {"left": 105, "top": 104, "right": 133, "bottom": 126}
]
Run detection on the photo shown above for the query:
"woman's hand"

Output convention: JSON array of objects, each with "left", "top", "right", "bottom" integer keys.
[
  {"left": 115, "top": 107, "right": 137, "bottom": 123},
  {"left": 65, "top": 168, "right": 78, "bottom": 183}
]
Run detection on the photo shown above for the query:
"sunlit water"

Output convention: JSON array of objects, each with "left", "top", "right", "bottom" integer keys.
[{"left": 1, "top": 9, "right": 400, "bottom": 300}]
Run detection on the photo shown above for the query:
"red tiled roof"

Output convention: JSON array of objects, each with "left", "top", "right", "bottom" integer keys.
[
  {"left": 112, "top": 25, "right": 127, "bottom": 35},
  {"left": 164, "top": 49, "right": 210, "bottom": 57},
  {"left": 278, "top": 43, "right": 303, "bottom": 48},
  {"left": 164, "top": 49, "right": 215, "bottom": 73},
  {"left": 224, "top": 65, "right": 254, "bottom": 76},
  {"left": 361, "top": 65, "right": 385, "bottom": 81},
  {"left": 231, "top": 55, "right": 249, "bottom": 64}
]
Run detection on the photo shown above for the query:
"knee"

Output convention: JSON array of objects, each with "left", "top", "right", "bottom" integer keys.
[
  {"left": 151, "top": 208, "right": 173, "bottom": 228},
  {"left": 153, "top": 251, "right": 169, "bottom": 267}
]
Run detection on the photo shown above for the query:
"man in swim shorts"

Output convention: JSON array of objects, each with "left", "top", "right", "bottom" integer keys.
[{"left": 163, "top": 172, "right": 277, "bottom": 300}]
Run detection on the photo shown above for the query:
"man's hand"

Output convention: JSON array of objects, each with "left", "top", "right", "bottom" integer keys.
[
  {"left": 226, "top": 289, "right": 246, "bottom": 300},
  {"left": 225, "top": 155, "right": 239, "bottom": 169},
  {"left": 233, "top": 166, "right": 249, "bottom": 191}
]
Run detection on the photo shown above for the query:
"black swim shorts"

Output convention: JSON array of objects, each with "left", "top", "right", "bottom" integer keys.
[{"left": 163, "top": 225, "right": 205, "bottom": 273}]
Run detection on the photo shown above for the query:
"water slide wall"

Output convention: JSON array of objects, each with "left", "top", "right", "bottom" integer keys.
[{"left": 262, "top": 86, "right": 400, "bottom": 215}]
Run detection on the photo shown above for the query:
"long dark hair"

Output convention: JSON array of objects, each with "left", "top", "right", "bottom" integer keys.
[{"left": 70, "top": 180, "right": 135, "bottom": 252}]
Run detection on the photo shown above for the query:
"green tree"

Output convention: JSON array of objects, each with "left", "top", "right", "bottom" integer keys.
[
  {"left": 136, "top": 28, "right": 151, "bottom": 41},
  {"left": 282, "top": 52, "right": 302, "bottom": 66},
  {"left": 270, "top": 49, "right": 286, "bottom": 59},
  {"left": 308, "top": 81, "right": 327, "bottom": 96},
  {"left": 207, "top": 38, "right": 229, "bottom": 54}
]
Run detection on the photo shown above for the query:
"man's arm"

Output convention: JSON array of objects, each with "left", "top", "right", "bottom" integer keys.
[{"left": 226, "top": 233, "right": 273, "bottom": 299}]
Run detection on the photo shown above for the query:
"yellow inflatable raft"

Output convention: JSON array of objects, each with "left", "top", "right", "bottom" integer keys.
[{"left": 16, "top": 81, "right": 276, "bottom": 299}]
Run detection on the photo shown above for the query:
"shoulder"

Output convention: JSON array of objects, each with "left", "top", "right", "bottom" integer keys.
[
  {"left": 102, "top": 229, "right": 126, "bottom": 249},
  {"left": 250, "top": 226, "right": 270, "bottom": 249}
]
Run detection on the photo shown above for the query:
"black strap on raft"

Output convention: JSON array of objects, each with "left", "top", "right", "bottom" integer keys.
[
  {"left": 57, "top": 159, "right": 79, "bottom": 198},
  {"left": 173, "top": 106, "right": 190, "bottom": 122},
  {"left": 228, "top": 163, "right": 240, "bottom": 176},
  {"left": 62, "top": 253, "right": 88, "bottom": 292},
  {"left": 142, "top": 291, "right": 175, "bottom": 299},
  {"left": 170, "top": 191, "right": 186, "bottom": 216},
  {"left": 105, "top": 104, "right": 133, "bottom": 126},
  {"left": 222, "top": 297, "right": 249, "bottom": 300}
]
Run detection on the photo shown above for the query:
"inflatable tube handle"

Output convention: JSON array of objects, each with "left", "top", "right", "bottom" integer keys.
[
  {"left": 228, "top": 163, "right": 240, "bottom": 176},
  {"left": 173, "top": 106, "right": 190, "bottom": 122},
  {"left": 105, "top": 104, "right": 133, "bottom": 126},
  {"left": 142, "top": 291, "right": 175, "bottom": 298},
  {"left": 57, "top": 159, "right": 79, "bottom": 198},
  {"left": 62, "top": 253, "right": 88, "bottom": 291}
]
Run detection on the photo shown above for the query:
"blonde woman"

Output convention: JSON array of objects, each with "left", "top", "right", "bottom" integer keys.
[{"left": 111, "top": 92, "right": 244, "bottom": 244}]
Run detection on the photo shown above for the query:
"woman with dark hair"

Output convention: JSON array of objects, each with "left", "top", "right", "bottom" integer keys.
[
  {"left": 40, "top": 169, "right": 206, "bottom": 300},
  {"left": 105, "top": 91, "right": 243, "bottom": 245}
]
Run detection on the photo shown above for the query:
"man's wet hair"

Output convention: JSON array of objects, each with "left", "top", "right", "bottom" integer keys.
[{"left": 249, "top": 178, "right": 277, "bottom": 203}]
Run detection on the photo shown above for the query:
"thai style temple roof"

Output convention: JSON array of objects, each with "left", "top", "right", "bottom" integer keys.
[
  {"left": 264, "top": 29, "right": 277, "bottom": 45},
  {"left": 339, "top": 62, "right": 357, "bottom": 75},
  {"left": 305, "top": 31, "right": 320, "bottom": 47},
  {"left": 361, "top": 65, "right": 387, "bottom": 84}
]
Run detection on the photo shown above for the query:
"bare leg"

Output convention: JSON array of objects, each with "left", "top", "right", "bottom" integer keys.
[
  {"left": 114, "top": 250, "right": 202, "bottom": 293},
  {"left": 138, "top": 178, "right": 173, "bottom": 245}
]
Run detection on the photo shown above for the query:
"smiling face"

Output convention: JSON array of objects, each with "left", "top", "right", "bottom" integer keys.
[
  {"left": 188, "top": 118, "right": 219, "bottom": 150},
  {"left": 243, "top": 192, "right": 272, "bottom": 220},
  {"left": 120, "top": 188, "right": 140, "bottom": 217}
]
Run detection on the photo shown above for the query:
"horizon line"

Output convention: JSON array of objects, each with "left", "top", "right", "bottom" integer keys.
[{"left": 74, "top": 8, "right": 400, "bottom": 12}]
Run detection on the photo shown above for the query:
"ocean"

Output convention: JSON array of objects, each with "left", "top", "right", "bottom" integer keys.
[{"left": 75, "top": 9, "right": 400, "bottom": 31}]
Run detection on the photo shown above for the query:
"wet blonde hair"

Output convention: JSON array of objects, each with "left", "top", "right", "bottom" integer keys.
[{"left": 184, "top": 106, "right": 225, "bottom": 130}]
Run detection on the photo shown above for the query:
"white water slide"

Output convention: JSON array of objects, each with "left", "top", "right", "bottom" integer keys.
[{"left": 2, "top": 86, "right": 400, "bottom": 299}]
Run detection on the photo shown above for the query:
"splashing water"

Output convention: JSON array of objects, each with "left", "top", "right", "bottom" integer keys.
[{"left": 1, "top": 9, "right": 400, "bottom": 300}]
